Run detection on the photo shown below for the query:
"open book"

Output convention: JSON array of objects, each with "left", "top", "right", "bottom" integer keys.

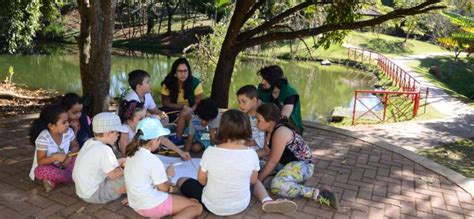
[{"left": 156, "top": 155, "right": 201, "bottom": 184}]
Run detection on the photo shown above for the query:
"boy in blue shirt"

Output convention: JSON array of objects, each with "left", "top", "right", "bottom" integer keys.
[{"left": 184, "top": 98, "right": 220, "bottom": 153}]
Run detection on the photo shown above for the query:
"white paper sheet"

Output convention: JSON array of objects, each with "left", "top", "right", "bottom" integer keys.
[{"left": 156, "top": 155, "right": 200, "bottom": 184}]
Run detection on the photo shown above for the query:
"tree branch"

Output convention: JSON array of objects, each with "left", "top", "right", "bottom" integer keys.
[
  {"left": 242, "top": 0, "right": 265, "bottom": 24},
  {"left": 272, "top": 24, "right": 314, "bottom": 60},
  {"left": 239, "top": 0, "right": 333, "bottom": 40},
  {"left": 241, "top": 1, "right": 445, "bottom": 49}
]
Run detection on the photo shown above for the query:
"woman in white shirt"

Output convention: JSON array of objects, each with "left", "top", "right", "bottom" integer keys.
[
  {"left": 177, "top": 109, "right": 297, "bottom": 216},
  {"left": 124, "top": 117, "right": 202, "bottom": 218}
]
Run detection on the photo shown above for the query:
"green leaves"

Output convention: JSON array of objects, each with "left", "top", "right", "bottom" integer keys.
[
  {"left": 0, "top": 1, "right": 41, "bottom": 53},
  {"left": 437, "top": 11, "right": 473, "bottom": 57}
]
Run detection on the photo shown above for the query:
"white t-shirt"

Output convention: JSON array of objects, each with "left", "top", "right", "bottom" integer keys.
[
  {"left": 72, "top": 139, "right": 119, "bottom": 199},
  {"left": 200, "top": 146, "right": 260, "bottom": 216},
  {"left": 124, "top": 90, "right": 157, "bottom": 111},
  {"left": 249, "top": 115, "right": 265, "bottom": 150},
  {"left": 29, "top": 128, "right": 75, "bottom": 180},
  {"left": 124, "top": 147, "right": 169, "bottom": 210},
  {"left": 124, "top": 124, "right": 135, "bottom": 140}
]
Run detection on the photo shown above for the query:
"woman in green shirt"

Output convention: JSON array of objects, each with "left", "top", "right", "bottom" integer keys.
[{"left": 256, "top": 65, "right": 304, "bottom": 134}]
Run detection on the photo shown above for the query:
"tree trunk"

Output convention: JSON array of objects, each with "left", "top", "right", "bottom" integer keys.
[
  {"left": 87, "top": 0, "right": 116, "bottom": 115},
  {"left": 77, "top": 0, "right": 92, "bottom": 93},
  {"left": 167, "top": 13, "right": 172, "bottom": 33},
  {"left": 210, "top": 0, "right": 253, "bottom": 108},
  {"left": 77, "top": 0, "right": 93, "bottom": 115},
  {"left": 211, "top": 46, "right": 239, "bottom": 108}
]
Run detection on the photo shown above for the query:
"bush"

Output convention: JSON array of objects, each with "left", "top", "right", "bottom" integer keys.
[{"left": 363, "top": 38, "right": 411, "bottom": 54}]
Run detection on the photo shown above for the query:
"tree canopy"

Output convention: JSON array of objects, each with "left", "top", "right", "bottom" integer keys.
[
  {"left": 437, "top": 11, "right": 474, "bottom": 58},
  {"left": 209, "top": 0, "right": 446, "bottom": 107}
]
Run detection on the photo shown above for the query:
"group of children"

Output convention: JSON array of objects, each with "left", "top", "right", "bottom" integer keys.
[{"left": 28, "top": 58, "right": 338, "bottom": 218}]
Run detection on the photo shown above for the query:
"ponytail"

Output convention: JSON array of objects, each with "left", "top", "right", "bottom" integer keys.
[
  {"left": 280, "top": 117, "right": 299, "bottom": 133},
  {"left": 29, "top": 105, "right": 67, "bottom": 145},
  {"left": 29, "top": 119, "right": 47, "bottom": 145},
  {"left": 257, "top": 103, "right": 299, "bottom": 133},
  {"left": 118, "top": 100, "right": 144, "bottom": 123},
  {"left": 125, "top": 129, "right": 150, "bottom": 157}
]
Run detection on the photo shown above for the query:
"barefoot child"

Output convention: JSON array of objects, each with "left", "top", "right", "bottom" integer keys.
[
  {"left": 124, "top": 117, "right": 202, "bottom": 218},
  {"left": 177, "top": 110, "right": 297, "bottom": 216},
  {"left": 118, "top": 99, "right": 191, "bottom": 160},
  {"left": 60, "top": 93, "right": 93, "bottom": 147},
  {"left": 29, "top": 105, "right": 79, "bottom": 192},
  {"left": 73, "top": 112, "right": 128, "bottom": 204},
  {"left": 236, "top": 85, "right": 266, "bottom": 157}
]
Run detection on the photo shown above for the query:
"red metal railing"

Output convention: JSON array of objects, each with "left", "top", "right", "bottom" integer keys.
[
  {"left": 347, "top": 46, "right": 379, "bottom": 65},
  {"left": 347, "top": 47, "right": 424, "bottom": 125}
]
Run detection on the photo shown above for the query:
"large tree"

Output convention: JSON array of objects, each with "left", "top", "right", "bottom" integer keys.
[
  {"left": 210, "top": 0, "right": 445, "bottom": 108},
  {"left": 77, "top": 0, "right": 116, "bottom": 115}
]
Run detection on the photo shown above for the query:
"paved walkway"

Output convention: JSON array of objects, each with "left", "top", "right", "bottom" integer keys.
[
  {"left": 345, "top": 52, "right": 474, "bottom": 152},
  {"left": 0, "top": 115, "right": 473, "bottom": 218}
]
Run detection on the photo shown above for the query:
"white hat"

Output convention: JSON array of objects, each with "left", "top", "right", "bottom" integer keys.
[{"left": 92, "top": 112, "right": 128, "bottom": 133}]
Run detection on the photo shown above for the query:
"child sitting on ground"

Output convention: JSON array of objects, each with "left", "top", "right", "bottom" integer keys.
[
  {"left": 60, "top": 93, "right": 93, "bottom": 147},
  {"left": 124, "top": 117, "right": 202, "bottom": 218},
  {"left": 123, "top": 69, "right": 168, "bottom": 124},
  {"left": 184, "top": 98, "right": 220, "bottom": 153},
  {"left": 177, "top": 109, "right": 297, "bottom": 216},
  {"left": 257, "top": 103, "right": 339, "bottom": 209},
  {"left": 118, "top": 100, "right": 191, "bottom": 160},
  {"left": 29, "top": 105, "right": 79, "bottom": 192},
  {"left": 73, "top": 112, "right": 128, "bottom": 204},
  {"left": 236, "top": 85, "right": 266, "bottom": 157}
]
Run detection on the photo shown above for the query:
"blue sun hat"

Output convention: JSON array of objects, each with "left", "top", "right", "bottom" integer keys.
[{"left": 136, "top": 117, "right": 170, "bottom": 140}]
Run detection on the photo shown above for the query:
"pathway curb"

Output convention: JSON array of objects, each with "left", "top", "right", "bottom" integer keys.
[{"left": 304, "top": 121, "right": 474, "bottom": 197}]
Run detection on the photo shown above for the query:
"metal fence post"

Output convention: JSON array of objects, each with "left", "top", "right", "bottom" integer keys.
[{"left": 352, "top": 91, "right": 358, "bottom": 125}]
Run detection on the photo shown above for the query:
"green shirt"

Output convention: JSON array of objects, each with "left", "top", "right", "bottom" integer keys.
[{"left": 258, "top": 84, "right": 304, "bottom": 134}]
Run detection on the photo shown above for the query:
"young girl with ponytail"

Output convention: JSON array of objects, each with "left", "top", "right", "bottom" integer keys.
[
  {"left": 256, "top": 103, "right": 339, "bottom": 209},
  {"left": 118, "top": 99, "right": 191, "bottom": 160},
  {"left": 124, "top": 117, "right": 202, "bottom": 218},
  {"left": 29, "top": 104, "right": 79, "bottom": 192}
]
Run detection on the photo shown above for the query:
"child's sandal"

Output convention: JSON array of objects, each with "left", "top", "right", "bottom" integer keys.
[{"left": 42, "top": 180, "right": 54, "bottom": 193}]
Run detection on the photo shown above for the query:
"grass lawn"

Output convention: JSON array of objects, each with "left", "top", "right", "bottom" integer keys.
[
  {"left": 418, "top": 138, "right": 474, "bottom": 178},
  {"left": 406, "top": 55, "right": 474, "bottom": 107},
  {"left": 344, "top": 32, "right": 447, "bottom": 57},
  {"left": 246, "top": 31, "right": 448, "bottom": 60}
]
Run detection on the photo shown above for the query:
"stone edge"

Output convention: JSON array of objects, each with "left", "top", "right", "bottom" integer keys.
[{"left": 304, "top": 121, "right": 474, "bottom": 197}]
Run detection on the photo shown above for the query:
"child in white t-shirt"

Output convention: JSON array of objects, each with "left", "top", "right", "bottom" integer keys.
[
  {"left": 123, "top": 69, "right": 168, "bottom": 124},
  {"left": 29, "top": 105, "right": 80, "bottom": 192},
  {"left": 124, "top": 117, "right": 202, "bottom": 218},
  {"left": 177, "top": 109, "right": 297, "bottom": 216},
  {"left": 73, "top": 112, "right": 128, "bottom": 204}
]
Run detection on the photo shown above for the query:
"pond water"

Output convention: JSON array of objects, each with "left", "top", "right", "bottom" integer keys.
[{"left": 0, "top": 52, "right": 377, "bottom": 122}]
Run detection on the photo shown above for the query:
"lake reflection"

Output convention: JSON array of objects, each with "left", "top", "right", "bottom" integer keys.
[{"left": 0, "top": 53, "right": 376, "bottom": 122}]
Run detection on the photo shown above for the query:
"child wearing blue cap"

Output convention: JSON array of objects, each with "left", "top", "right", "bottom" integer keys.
[{"left": 124, "top": 117, "right": 202, "bottom": 218}]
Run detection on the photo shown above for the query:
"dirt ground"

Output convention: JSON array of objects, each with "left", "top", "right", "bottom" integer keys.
[{"left": 0, "top": 83, "right": 60, "bottom": 118}]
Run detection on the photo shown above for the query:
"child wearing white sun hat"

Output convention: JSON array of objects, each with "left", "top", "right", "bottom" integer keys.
[{"left": 73, "top": 112, "right": 128, "bottom": 204}]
